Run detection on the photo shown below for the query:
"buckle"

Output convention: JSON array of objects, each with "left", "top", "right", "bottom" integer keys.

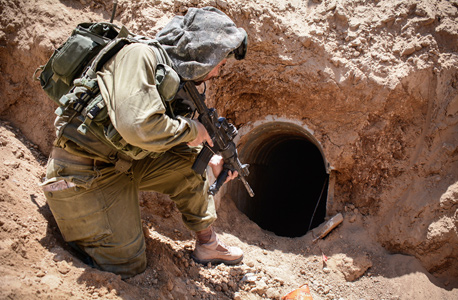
[{"left": 115, "top": 158, "right": 132, "bottom": 173}]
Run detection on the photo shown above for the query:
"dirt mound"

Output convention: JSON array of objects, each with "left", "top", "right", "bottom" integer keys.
[{"left": 0, "top": 0, "right": 457, "bottom": 299}]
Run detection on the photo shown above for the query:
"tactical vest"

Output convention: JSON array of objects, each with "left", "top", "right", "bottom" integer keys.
[{"left": 35, "top": 23, "right": 181, "bottom": 172}]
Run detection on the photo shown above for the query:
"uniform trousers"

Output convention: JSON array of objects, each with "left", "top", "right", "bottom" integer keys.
[{"left": 43, "top": 146, "right": 216, "bottom": 278}]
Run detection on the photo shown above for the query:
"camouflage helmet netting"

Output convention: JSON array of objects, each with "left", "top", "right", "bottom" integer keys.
[{"left": 156, "top": 6, "right": 247, "bottom": 81}]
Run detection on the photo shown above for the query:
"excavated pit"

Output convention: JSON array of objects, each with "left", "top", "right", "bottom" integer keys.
[{"left": 229, "top": 122, "right": 330, "bottom": 237}]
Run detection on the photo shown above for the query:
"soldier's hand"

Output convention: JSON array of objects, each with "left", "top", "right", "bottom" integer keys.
[
  {"left": 188, "top": 120, "right": 214, "bottom": 147},
  {"left": 209, "top": 155, "right": 239, "bottom": 183}
]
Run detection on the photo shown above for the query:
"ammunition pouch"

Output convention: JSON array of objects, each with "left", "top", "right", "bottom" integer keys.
[{"left": 35, "top": 23, "right": 124, "bottom": 104}]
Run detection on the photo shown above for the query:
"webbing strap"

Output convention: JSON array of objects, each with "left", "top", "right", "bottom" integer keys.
[
  {"left": 87, "top": 97, "right": 105, "bottom": 120},
  {"left": 91, "top": 38, "right": 133, "bottom": 72},
  {"left": 73, "top": 77, "right": 98, "bottom": 92}
]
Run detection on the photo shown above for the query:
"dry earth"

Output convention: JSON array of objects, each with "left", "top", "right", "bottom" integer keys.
[{"left": 1, "top": 0, "right": 458, "bottom": 299}]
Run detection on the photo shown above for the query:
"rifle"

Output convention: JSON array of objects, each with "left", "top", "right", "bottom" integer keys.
[{"left": 182, "top": 81, "right": 255, "bottom": 197}]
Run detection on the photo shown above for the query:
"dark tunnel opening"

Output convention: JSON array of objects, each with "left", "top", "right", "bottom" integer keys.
[{"left": 229, "top": 122, "right": 329, "bottom": 238}]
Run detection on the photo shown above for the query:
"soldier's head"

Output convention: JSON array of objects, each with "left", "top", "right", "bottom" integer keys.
[{"left": 156, "top": 6, "right": 247, "bottom": 82}]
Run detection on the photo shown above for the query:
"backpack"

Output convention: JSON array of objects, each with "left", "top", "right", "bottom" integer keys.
[
  {"left": 34, "top": 22, "right": 181, "bottom": 171},
  {"left": 34, "top": 22, "right": 128, "bottom": 104}
]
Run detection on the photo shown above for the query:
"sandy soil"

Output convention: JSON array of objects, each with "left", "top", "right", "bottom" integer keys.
[
  {"left": 0, "top": 0, "right": 457, "bottom": 299},
  {"left": 1, "top": 119, "right": 456, "bottom": 299}
]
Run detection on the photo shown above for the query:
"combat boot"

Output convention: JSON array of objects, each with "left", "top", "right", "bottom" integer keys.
[{"left": 192, "top": 227, "right": 243, "bottom": 265}]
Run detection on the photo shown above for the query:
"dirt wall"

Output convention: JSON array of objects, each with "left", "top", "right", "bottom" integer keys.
[
  {"left": 1, "top": 0, "right": 457, "bottom": 283},
  {"left": 207, "top": 0, "right": 458, "bottom": 280}
]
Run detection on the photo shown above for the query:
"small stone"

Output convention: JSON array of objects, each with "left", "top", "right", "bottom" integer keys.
[
  {"left": 57, "top": 261, "right": 71, "bottom": 275},
  {"left": 36, "top": 270, "right": 46, "bottom": 278},
  {"left": 331, "top": 57, "right": 340, "bottom": 67},
  {"left": 420, "top": 39, "right": 431, "bottom": 47},
  {"left": 300, "top": 36, "right": 312, "bottom": 48},
  {"left": 3, "top": 160, "right": 20, "bottom": 168},
  {"left": 221, "top": 282, "right": 228, "bottom": 292},
  {"left": 401, "top": 43, "right": 416, "bottom": 56},
  {"left": 348, "top": 213, "right": 357, "bottom": 223},
  {"left": 167, "top": 279, "right": 174, "bottom": 291},
  {"left": 228, "top": 280, "right": 237, "bottom": 289},
  {"left": 253, "top": 280, "right": 268, "bottom": 295},
  {"left": 242, "top": 273, "right": 257, "bottom": 283},
  {"left": 41, "top": 274, "right": 62, "bottom": 290},
  {"left": 266, "top": 287, "right": 281, "bottom": 299}
]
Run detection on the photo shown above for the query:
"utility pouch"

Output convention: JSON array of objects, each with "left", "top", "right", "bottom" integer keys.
[
  {"left": 34, "top": 23, "right": 121, "bottom": 104},
  {"left": 155, "top": 63, "right": 180, "bottom": 102},
  {"left": 51, "top": 34, "right": 101, "bottom": 85},
  {"left": 103, "top": 124, "right": 151, "bottom": 160}
]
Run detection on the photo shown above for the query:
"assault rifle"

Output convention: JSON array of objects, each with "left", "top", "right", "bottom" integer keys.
[{"left": 182, "top": 81, "right": 255, "bottom": 197}]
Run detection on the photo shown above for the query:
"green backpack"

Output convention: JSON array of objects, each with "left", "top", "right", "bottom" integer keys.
[{"left": 34, "top": 22, "right": 127, "bottom": 104}]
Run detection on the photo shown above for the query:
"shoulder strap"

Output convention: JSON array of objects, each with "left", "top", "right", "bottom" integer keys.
[{"left": 89, "top": 35, "right": 175, "bottom": 74}]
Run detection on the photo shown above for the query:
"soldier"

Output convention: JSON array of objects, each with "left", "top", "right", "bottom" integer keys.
[{"left": 42, "top": 7, "right": 247, "bottom": 278}]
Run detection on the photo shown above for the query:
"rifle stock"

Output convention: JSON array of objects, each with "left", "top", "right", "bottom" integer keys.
[{"left": 182, "top": 81, "right": 254, "bottom": 197}]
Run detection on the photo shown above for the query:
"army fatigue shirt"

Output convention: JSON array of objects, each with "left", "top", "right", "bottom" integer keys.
[{"left": 97, "top": 43, "right": 198, "bottom": 154}]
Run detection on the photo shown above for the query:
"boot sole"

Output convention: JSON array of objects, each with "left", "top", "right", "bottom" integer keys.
[{"left": 191, "top": 254, "right": 243, "bottom": 266}]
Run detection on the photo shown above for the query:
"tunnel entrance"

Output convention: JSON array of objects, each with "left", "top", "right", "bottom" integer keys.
[{"left": 229, "top": 122, "right": 330, "bottom": 237}]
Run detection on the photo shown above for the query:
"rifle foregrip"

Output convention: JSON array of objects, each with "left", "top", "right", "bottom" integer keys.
[
  {"left": 208, "top": 169, "right": 229, "bottom": 196},
  {"left": 192, "top": 145, "right": 214, "bottom": 175}
]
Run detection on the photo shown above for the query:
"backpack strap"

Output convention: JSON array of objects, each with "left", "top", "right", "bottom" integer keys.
[{"left": 91, "top": 36, "right": 135, "bottom": 73}]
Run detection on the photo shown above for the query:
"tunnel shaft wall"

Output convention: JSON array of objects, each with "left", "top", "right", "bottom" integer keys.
[{"left": 227, "top": 120, "right": 332, "bottom": 237}]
